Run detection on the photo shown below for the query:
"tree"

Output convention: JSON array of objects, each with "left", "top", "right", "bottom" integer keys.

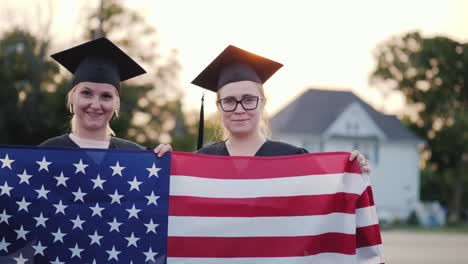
[
  {"left": 0, "top": 29, "right": 65, "bottom": 145},
  {"left": 371, "top": 31, "right": 468, "bottom": 222}
]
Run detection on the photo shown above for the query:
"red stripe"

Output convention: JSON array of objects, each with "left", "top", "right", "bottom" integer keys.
[
  {"left": 356, "top": 224, "right": 382, "bottom": 248},
  {"left": 169, "top": 193, "right": 360, "bottom": 217},
  {"left": 356, "top": 186, "right": 375, "bottom": 209},
  {"left": 167, "top": 233, "right": 356, "bottom": 258},
  {"left": 171, "top": 152, "right": 361, "bottom": 179}
]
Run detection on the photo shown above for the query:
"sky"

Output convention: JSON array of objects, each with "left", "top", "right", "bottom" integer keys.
[{"left": 4, "top": 0, "right": 468, "bottom": 117}]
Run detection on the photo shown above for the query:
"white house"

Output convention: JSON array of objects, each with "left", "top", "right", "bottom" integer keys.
[{"left": 270, "top": 88, "right": 423, "bottom": 220}]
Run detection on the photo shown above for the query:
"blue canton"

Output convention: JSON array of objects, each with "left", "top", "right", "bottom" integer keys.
[{"left": 0, "top": 145, "right": 170, "bottom": 264}]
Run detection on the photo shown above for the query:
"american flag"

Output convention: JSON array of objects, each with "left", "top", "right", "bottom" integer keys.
[
  {"left": 1, "top": 147, "right": 385, "bottom": 264},
  {"left": 0, "top": 145, "right": 170, "bottom": 264},
  {"left": 167, "top": 152, "right": 385, "bottom": 264}
]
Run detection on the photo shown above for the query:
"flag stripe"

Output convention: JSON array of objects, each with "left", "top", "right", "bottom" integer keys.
[
  {"left": 169, "top": 173, "right": 365, "bottom": 198},
  {"left": 167, "top": 233, "right": 356, "bottom": 258},
  {"left": 169, "top": 192, "right": 360, "bottom": 217},
  {"left": 357, "top": 245, "right": 386, "bottom": 264},
  {"left": 168, "top": 213, "right": 356, "bottom": 237},
  {"left": 167, "top": 152, "right": 385, "bottom": 263},
  {"left": 167, "top": 252, "right": 365, "bottom": 264},
  {"left": 171, "top": 152, "right": 361, "bottom": 179},
  {"left": 167, "top": 245, "right": 383, "bottom": 264},
  {"left": 357, "top": 186, "right": 375, "bottom": 208},
  {"left": 357, "top": 206, "right": 377, "bottom": 228},
  {"left": 356, "top": 224, "right": 382, "bottom": 248}
]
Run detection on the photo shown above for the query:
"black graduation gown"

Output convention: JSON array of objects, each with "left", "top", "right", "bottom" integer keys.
[
  {"left": 39, "top": 134, "right": 146, "bottom": 150},
  {"left": 197, "top": 140, "right": 308, "bottom": 157}
]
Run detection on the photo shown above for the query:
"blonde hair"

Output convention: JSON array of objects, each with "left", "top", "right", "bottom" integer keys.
[
  {"left": 215, "top": 82, "right": 272, "bottom": 140},
  {"left": 66, "top": 85, "right": 120, "bottom": 136}
]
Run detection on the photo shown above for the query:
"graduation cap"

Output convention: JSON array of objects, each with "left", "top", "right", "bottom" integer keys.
[
  {"left": 51, "top": 37, "right": 146, "bottom": 90},
  {"left": 191, "top": 45, "right": 283, "bottom": 149}
]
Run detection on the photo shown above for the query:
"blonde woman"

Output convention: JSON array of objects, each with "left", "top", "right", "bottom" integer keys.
[{"left": 40, "top": 38, "right": 171, "bottom": 156}]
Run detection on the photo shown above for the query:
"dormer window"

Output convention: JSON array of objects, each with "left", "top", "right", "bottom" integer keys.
[{"left": 346, "top": 122, "right": 359, "bottom": 135}]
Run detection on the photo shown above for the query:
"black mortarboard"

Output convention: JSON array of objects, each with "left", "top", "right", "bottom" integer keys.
[
  {"left": 191, "top": 45, "right": 283, "bottom": 149},
  {"left": 51, "top": 37, "right": 146, "bottom": 90},
  {"left": 192, "top": 45, "right": 283, "bottom": 92}
]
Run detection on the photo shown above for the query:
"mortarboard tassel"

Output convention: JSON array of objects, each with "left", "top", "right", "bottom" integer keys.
[{"left": 196, "top": 92, "right": 205, "bottom": 150}]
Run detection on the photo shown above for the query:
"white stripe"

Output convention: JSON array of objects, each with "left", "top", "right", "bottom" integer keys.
[
  {"left": 168, "top": 213, "right": 356, "bottom": 237},
  {"left": 356, "top": 206, "right": 378, "bottom": 228},
  {"left": 357, "top": 245, "right": 385, "bottom": 264},
  {"left": 168, "top": 252, "right": 358, "bottom": 264},
  {"left": 170, "top": 173, "right": 365, "bottom": 198}
]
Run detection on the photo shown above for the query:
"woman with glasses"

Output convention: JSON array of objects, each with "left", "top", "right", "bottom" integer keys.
[{"left": 191, "top": 45, "right": 370, "bottom": 172}]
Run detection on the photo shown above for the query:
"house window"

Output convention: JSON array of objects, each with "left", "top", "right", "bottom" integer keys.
[
  {"left": 346, "top": 122, "right": 360, "bottom": 135},
  {"left": 354, "top": 123, "right": 360, "bottom": 135}
]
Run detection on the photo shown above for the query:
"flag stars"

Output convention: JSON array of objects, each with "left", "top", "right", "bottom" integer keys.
[
  {"left": 128, "top": 176, "right": 142, "bottom": 191},
  {"left": 0, "top": 154, "right": 14, "bottom": 169},
  {"left": 90, "top": 203, "right": 105, "bottom": 217},
  {"left": 33, "top": 212, "right": 49, "bottom": 227},
  {"left": 109, "top": 190, "right": 123, "bottom": 205},
  {"left": 17, "top": 169, "right": 32, "bottom": 184},
  {"left": 0, "top": 209, "right": 11, "bottom": 224},
  {"left": 143, "top": 247, "right": 158, "bottom": 262},
  {"left": 0, "top": 182, "right": 13, "bottom": 197},
  {"left": 0, "top": 237, "right": 10, "bottom": 252},
  {"left": 110, "top": 161, "right": 125, "bottom": 176},
  {"left": 73, "top": 159, "right": 88, "bottom": 174},
  {"left": 69, "top": 243, "right": 84, "bottom": 259},
  {"left": 144, "top": 219, "right": 159, "bottom": 234},
  {"left": 35, "top": 185, "right": 50, "bottom": 199},
  {"left": 145, "top": 191, "right": 160, "bottom": 206},
  {"left": 126, "top": 204, "right": 141, "bottom": 219},
  {"left": 50, "top": 256, "right": 64, "bottom": 264},
  {"left": 36, "top": 156, "right": 52, "bottom": 172},
  {"left": 107, "top": 218, "right": 122, "bottom": 232},
  {"left": 125, "top": 232, "right": 140, "bottom": 247},
  {"left": 106, "top": 246, "right": 121, "bottom": 261},
  {"left": 53, "top": 200, "right": 68, "bottom": 215},
  {"left": 89, "top": 230, "right": 103, "bottom": 246},
  {"left": 1, "top": 150, "right": 171, "bottom": 263},
  {"left": 32, "top": 241, "right": 46, "bottom": 256},
  {"left": 72, "top": 187, "right": 87, "bottom": 202},
  {"left": 146, "top": 162, "right": 161, "bottom": 178},
  {"left": 91, "top": 174, "right": 106, "bottom": 189},
  {"left": 71, "top": 215, "right": 86, "bottom": 230},
  {"left": 50, "top": 257, "right": 65, "bottom": 264},
  {"left": 13, "top": 253, "right": 28, "bottom": 264},
  {"left": 51, "top": 228, "right": 66, "bottom": 243},
  {"left": 14, "top": 225, "right": 29, "bottom": 240},
  {"left": 16, "top": 197, "right": 31, "bottom": 212},
  {"left": 54, "top": 171, "right": 69, "bottom": 187}
]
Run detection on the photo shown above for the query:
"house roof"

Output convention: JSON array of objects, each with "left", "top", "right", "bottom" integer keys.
[{"left": 270, "top": 88, "right": 421, "bottom": 141}]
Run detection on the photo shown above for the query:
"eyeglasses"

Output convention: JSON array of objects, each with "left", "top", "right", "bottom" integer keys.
[{"left": 217, "top": 96, "right": 262, "bottom": 112}]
